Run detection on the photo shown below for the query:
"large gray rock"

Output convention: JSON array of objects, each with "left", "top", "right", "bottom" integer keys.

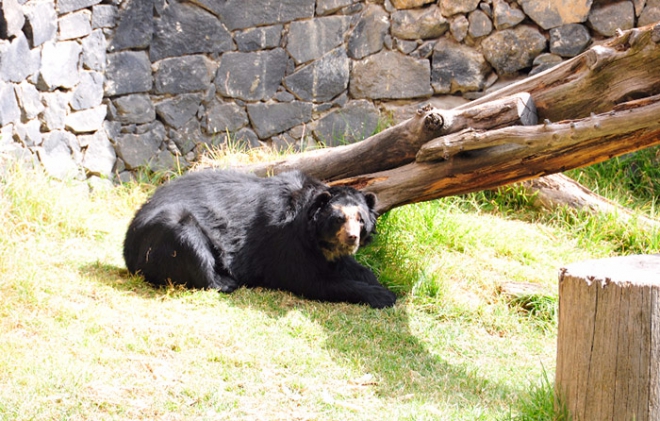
[
  {"left": 520, "top": 0, "right": 593, "bottom": 30},
  {"left": 317, "top": 0, "right": 354, "bottom": 15},
  {"left": 632, "top": 0, "right": 647, "bottom": 16},
  {"left": 110, "top": 94, "right": 155, "bottom": 125},
  {"left": 37, "top": 130, "right": 81, "bottom": 180},
  {"left": 492, "top": 0, "right": 525, "bottom": 30},
  {"left": 350, "top": 50, "right": 432, "bottom": 99},
  {"left": 24, "top": 0, "right": 57, "bottom": 47},
  {"left": 215, "top": 49, "right": 287, "bottom": 101},
  {"left": 0, "top": 33, "right": 41, "bottom": 83},
  {"left": 432, "top": 38, "right": 491, "bottom": 94},
  {"left": 81, "top": 130, "right": 116, "bottom": 177},
  {"left": 549, "top": 24, "right": 591, "bottom": 57},
  {"left": 114, "top": 121, "right": 165, "bottom": 170},
  {"left": 57, "top": 0, "right": 102, "bottom": 14},
  {"left": 64, "top": 104, "right": 107, "bottom": 134},
  {"left": 14, "top": 119, "right": 42, "bottom": 147},
  {"left": 71, "top": 71, "right": 104, "bottom": 111},
  {"left": 104, "top": 51, "right": 152, "bottom": 96},
  {"left": 148, "top": 149, "right": 180, "bottom": 173},
  {"left": 155, "top": 94, "right": 203, "bottom": 130},
  {"left": 396, "top": 39, "right": 418, "bottom": 54},
  {"left": 110, "top": 0, "right": 153, "bottom": 51},
  {"left": 168, "top": 118, "right": 208, "bottom": 154},
  {"left": 153, "top": 55, "right": 216, "bottom": 95},
  {"left": 391, "top": 6, "right": 448, "bottom": 40},
  {"left": 284, "top": 48, "right": 349, "bottom": 102},
  {"left": 468, "top": 9, "right": 493, "bottom": 38},
  {"left": 103, "top": 120, "right": 121, "bottom": 143},
  {"left": 246, "top": 101, "right": 313, "bottom": 139},
  {"left": 482, "top": 25, "right": 546, "bottom": 75},
  {"left": 0, "top": 81, "right": 21, "bottom": 126},
  {"left": 235, "top": 25, "right": 282, "bottom": 52},
  {"left": 15, "top": 81, "right": 45, "bottom": 120},
  {"left": 1, "top": 0, "right": 24, "bottom": 38},
  {"left": 204, "top": 100, "right": 249, "bottom": 135},
  {"left": 639, "top": 0, "right": 660, "bottom": 26},
  {"left": 38, "top": 41, "right": 81, "bottom": 90},
  {"left": 41, "top": 90, "right": 69, "bottom": 130},
  {"left": 150, "top": 1, "right": 233, "bottom": 61},
  {"left": 440, "top": 0, "right": 480, "bottom": 16},
  {"left": 640, "top": 9, "right": 660, "bottom": 26},
  {"left": 450, "top": 15, "right": 469, "bottom": 42},
  {"left": 347, "top": 5, "right": 389, "bottom": 60},
  {"left": 91, "top": 4, "right": 116, "bottom": 28},
  {"left": 287, "top": 16, "right": 351, "bottom": 64},
  {"left": 313, "top": 100, "right": 380, "bottom": 146},
  {"left": 193, "top": 0, "right": 315, "bottom": 30},
  {"left": 82, "top": 29, "right": 106, "bottom": 71},
  {"left": 588, "top": 1, "right": 635, "bottom": 37},
  {"left": 15, "top": 81, "right": 44, "bottom": 120},
  {"left": 213, "top": 127, "right": 260, "bottom": 149},
  {"left": 58, "top": 9, "right": 92, "bottom": 41}
]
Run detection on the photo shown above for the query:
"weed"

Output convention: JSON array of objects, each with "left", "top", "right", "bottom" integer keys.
[{"left": 504, "top": 367, "right": 570, "bottom": 421}]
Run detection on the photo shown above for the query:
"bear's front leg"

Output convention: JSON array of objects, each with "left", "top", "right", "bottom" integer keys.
[{"left": 321, "top": 278, "right": 397, "bottom": 308}]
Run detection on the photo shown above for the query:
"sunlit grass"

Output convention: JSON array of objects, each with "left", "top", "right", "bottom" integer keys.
[{"left": 1, "top": 144, "right": 659, "bottom": 419}]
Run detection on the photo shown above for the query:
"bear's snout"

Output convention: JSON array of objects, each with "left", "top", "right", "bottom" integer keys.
[
  {"left": 342, "top": 218, "right": 361, "bottom": 245},
  {"left": 335, "top": 205, "right": 363, "bottom": 250}
]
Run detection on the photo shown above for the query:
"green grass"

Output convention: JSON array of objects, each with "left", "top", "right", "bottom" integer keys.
[{"left": 1, "top": 145, "right": 659, "bottom": 420}]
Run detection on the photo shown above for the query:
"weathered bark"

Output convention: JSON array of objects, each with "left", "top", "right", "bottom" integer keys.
[
  {"left": 233, "top": 24, "right": 660, "bottom": 214},
  {"left": 334, "top": 94, "right": 660, "bottom": 213},
  {"left": 520, "top": 174, "right": 660, "bottom": 229},
  {"left": 245, "top": 92, "right": 537, "bottom": 181},
  {"left": 556, "top": 255, "right": 660, "bottom": 421}
]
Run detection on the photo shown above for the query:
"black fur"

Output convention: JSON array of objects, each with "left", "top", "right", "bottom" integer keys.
[{"left": 123, "top": 170, "right": 396, "bottom": 308}]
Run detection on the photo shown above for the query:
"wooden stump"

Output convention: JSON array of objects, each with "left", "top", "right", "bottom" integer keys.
[{"left": 556, "top": 255, "right": 660, "bottom": 421}]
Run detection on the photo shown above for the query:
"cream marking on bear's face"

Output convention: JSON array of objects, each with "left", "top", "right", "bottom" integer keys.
[{"left": 322, "top": 205, "right": 364, "bottom": 261}]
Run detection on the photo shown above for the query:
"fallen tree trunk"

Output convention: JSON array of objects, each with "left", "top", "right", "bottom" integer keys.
[
  {"left": 235, "top": 24, "right": 660, "bottom": 214},
  {"left": 246, "top": 92, "right": 536, "bottom": 181},
  {"left": 335, "top": 94, "right": 660, "bottom": 213},
  {"left": 520, "top": 174, "right": 660, "bottom": 229}
]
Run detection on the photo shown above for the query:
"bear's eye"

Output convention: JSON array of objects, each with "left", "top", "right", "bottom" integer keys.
[{"left": 332, "top": 215, "right": 345, "bottom": 225}]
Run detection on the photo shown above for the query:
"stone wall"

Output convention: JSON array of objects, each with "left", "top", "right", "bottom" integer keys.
[{"left": 1, "top": 0, "right": 659, "bottom": 181}]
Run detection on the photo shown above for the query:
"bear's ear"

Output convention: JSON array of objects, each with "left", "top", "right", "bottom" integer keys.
[
  {"left": 309, "top": 190, "right": 332, "bottom": 219},
  {"left": 364, "top": 192, "right": 377, "bottom": 210}
]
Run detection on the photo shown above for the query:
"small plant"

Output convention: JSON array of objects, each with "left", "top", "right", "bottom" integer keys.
[
  {"left": 505, "top": 368, "right": 570, "bottom": 421},
  {"left": 567, "top": 146, "right": 660, "bottom": 208}
]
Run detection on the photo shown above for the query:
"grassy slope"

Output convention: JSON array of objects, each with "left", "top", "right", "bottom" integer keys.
[{"left": 1, "top": 147, "right": 658, "bottom": 420}]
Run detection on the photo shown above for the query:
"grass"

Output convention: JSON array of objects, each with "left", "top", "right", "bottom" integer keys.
[{"left": 1, "top": 145, "right": 659, "bottom": 420}]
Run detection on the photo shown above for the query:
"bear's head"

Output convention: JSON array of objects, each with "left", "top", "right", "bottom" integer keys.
[{"left": 309, "top": 187, "right": 378, "bottom": 262}]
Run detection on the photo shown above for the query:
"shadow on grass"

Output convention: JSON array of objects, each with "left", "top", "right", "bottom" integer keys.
[
  {"left": 79, "top": 261, "right": 161, "bottom": 299},
  {"left": 232, "top": 292, "right": 515, "bottom": 408},
  {"left": 83, "top": 261, "right": 514, "bottom": 411}
]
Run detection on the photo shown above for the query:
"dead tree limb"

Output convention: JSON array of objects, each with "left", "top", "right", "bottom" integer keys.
[
  {"left": 520, "top": 174, "right": 660, "bottom": 229},
  {"left": 245, "top": 92, "right": 536, "bottom": 180},
  {"left": 333, "top": 94, "right": 660, "bottom": 214}
]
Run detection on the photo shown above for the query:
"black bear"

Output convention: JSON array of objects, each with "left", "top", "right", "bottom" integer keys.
[{"left": 123, "top": 170, "right": 396, "bottom": 308}]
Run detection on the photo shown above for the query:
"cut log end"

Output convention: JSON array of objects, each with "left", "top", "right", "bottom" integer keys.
[{"left": 556, "top": 255, "right": 660, "bottom": 421}]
